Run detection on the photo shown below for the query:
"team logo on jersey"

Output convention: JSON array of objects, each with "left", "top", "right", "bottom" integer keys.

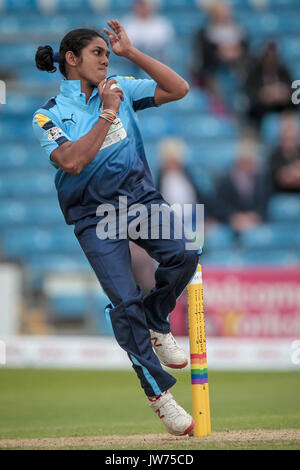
[{"left": 44, "top": 126, "right": 65, "bottom": 142}]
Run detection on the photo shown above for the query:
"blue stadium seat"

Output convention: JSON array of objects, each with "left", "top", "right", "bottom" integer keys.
[
  {"left": 56, "top": 0, "right": 93, "bottom": 12},
  {"left": 4, "top": 0, "right": 37, "bottom": 11},
  {"left": 281, "top": 37, "right": 300, "bottom": 62},
  {"left": 140, "top": 113, "right": 229, "bottom": 141},
  {"left": 138, "top": 113, "right": 174, "bottom": 140},
  {"left": 261, "top": 113, "right": 282, "bottom": 147},
  {"left": 202, "top": 247, "right": 300, "bottom": 267},
  {"left": 186, "top": 165, "right": 215, "bottom": 196},
  {"left": 240, "top": 223, "right": 300, "bottom": 249},
  {"left": 26, "top": 254, "right": 91, "bottom": 276},
  {"left": 274, "top": 14, "right": 300, "bottom": 34},
  {"left": 47, "top": 291, "right": 113, "bottom": 332},
  {"left": 204, "top": 224, "right": 235, "bottom": 251},
  {"left": 49, "top": 294, "right": 87, "bottom": 318},
  {"left": 262, "top": 113, "right": 300, "bottom": 148},
  {"left": 238, "top": 11, "right": 300, "bottom": 36},
  {"left": 167, "top": 10, "right": 204, "bottom": 35},
  {"left": 0, "top": 144, "right": 52, "bottom": 170},
  {"left": 21, "top": 66, "right": 61, "bottom": 85},
  {"left": 0, "top": 15, "right": 21, "bottom": 34},
  {"left": 0, "top": 201, "right": 30, "bottom": 227},
  {"left": 111, "top": 0, "right": 135, "bottom": 10},
  {"left": 0, "top": 200, "right": 63, "bottom": 229},
  {"left": 159, "top": 88, "right": 210, "bottom": 116},
  {"left": 25, "top": 253, "right": 91, "bottom": 287},
  {"left": 187, "top": 141, "right": 238, "bottom": 173},
  {"left": 0, "top": 43, "right": 37, "bottom": 66},
  {"left": 0, "top": 199, "right": 63, "bottom": 228},
  {"left": 0, "top": 119, "right": 35, "bottom": 142},
  {"left": 237, "top": 12, "right": 281, "bottom": 37},
  {"left": 239, "top": 248, "right": 300, "bottom": 266},
  {"left": 289, "top": 62, "right": 300, "bottom": 81},
  {"left": 269, "top": 0, "right": 300, "bottom": 8},
  {"left": 0, "top": 172, "right": 55, "bottom": 198},
  {"left": 177, "top": 116, "right": 238, "bottom": 141},
  {"left": 0, "top": 94, "right": 44, "bottom": 118},
  {"left": 201, "top": 250, "right": 245, "bottom": 267},
  {"left": 268, "top": 194, "right": 300, "bottom": 222},
  {"left": 1, "top": 227, "right": 81, "bottom": 260},
  {"left": 163, "top": 0, "right": 196, "bottom": 9}
]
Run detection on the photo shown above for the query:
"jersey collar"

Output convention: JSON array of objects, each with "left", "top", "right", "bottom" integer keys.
[{"left": 60, "top": 79, "right": 99, "bottom": 105}]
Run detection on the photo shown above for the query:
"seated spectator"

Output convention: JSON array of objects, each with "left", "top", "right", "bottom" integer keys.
[
  {"left": 214, "top": 140, "right": 270, "bottom": 233},
  {"left": 158, "top": 138, "right": 198, "bottom": 208},
  {"left": 270, "top": 114, "right": 300, "bottom": 194},
  {"left": 157, "top": 137, "right": 217, "bottom": 224},
  {"left": 192, "top": 0, "right": 248, "bottom": 109},
  {"left": 245, "top": 40, "right": 294, "bottom": 129},
  {"left": 122, "top": 0, "right": 174, "bottom": 67}
]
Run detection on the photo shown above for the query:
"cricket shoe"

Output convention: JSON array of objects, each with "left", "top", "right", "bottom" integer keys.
[
  {"left": 149, "top": 391, "right": 194, "bottom": 436},
  {"left": 149, "top": 329, "right": 188, "bottom": 369}
]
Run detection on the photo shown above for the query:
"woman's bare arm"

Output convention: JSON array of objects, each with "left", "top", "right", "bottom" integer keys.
[{"left": 104, "top": 19, "right": 189, "bottom": 105}]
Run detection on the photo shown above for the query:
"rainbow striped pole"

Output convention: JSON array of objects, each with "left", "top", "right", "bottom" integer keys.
[{"left": 187, "top": 264, "right": 211, "bottom": 437}]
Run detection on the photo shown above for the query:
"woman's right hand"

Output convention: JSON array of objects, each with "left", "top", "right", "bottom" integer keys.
[{"left": 98, "top": 78, "right": 124, "bottom": 114}]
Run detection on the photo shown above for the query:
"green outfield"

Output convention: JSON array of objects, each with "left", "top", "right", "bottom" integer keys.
[{"left": 0, "top": 368, "right": 299, "bottom": 450}]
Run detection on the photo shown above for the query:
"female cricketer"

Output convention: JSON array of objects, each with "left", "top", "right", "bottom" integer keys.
[{"left": 33, "top": 20, "right": 200, "bottom": 436}]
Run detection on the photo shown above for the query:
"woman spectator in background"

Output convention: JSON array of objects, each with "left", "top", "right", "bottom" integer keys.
[
  {"left": 192, "top": 0, "right": 248, "bottom": 111},
  {"left": 270, "top": 113, "right": 300, "bottom": 194},
  {"left": 245, "top": 40, "right": 294, "bottom": 129},
  {"left": 214, "top": 140, "right": 270, "bottom": 234},
  {"left": 122, "top": 0, "right": 174, "bottom": 75}
]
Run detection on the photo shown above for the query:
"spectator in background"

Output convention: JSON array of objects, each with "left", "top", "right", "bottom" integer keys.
[
  {"left": 192, "top": 0, "right": 248, "bottom": 110},
  {"left": 158, "top": 138, "right": 198, "bottom": 210},
  {"left": 270, "top": 113, "right": 300, "bottom": 194},
  {"left": 122, "top": 0, "right": 174, "bottom": 71},
  {"left": 215, "top": 140, "right": 270, "bottom": 234},
  {"left": 245, "top": 40, "right": 294, "bottom": 129},
  {"left": 157, "top": 137, "right": 218, "bottom": 222}
]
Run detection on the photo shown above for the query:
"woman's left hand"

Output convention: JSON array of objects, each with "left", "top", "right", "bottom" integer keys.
[{"left": 104, "top": 20, "right": 133, "bottom": 58}]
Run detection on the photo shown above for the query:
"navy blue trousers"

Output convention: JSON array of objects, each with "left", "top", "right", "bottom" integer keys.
[{"left": 75, "top": 199, "right": 200, "bottom": 397}]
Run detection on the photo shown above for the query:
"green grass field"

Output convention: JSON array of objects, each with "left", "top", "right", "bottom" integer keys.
[{"left": 0, "top": 368, "right": 299, "bottom": 450}]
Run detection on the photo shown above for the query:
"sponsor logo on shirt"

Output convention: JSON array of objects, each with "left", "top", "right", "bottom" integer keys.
[
  {"left": 44, "top": 126, "right": 65, "bottom": 142},
  {"left": 100, "top": 117, "right": 127, "bottom": 150}
]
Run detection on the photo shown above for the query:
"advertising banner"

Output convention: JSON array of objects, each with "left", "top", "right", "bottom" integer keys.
[{"left": 203, "top": 268, "right": 300, "bottom": 338}]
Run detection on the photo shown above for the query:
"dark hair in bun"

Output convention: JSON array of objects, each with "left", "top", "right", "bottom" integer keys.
[
  {"left": 35, "top": 45, "right": 57, "bottom": 73},
  {"left": 35, "top": 28, "right": 108, "bottom": 78}
]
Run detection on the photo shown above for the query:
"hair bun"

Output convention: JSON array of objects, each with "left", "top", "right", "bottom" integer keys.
[{"left": 35, "top": 45, "right": 57, "bottom": 73}]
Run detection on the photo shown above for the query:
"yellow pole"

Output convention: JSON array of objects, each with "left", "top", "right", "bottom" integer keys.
[{"left": 187, "top": 264, "right": 211, "bottom": 437}]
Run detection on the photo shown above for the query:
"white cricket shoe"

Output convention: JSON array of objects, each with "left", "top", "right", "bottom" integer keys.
[
  {"left": 150, "top": 329, "right": 188, "bottom": 369},
  {"left": 149, "top": 391, "right": 194, "bottom": 436}
]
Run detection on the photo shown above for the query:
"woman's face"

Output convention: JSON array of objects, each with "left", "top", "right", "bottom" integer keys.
[{"left": 70, "top": 36, "right": 110, "bottom": 86}]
